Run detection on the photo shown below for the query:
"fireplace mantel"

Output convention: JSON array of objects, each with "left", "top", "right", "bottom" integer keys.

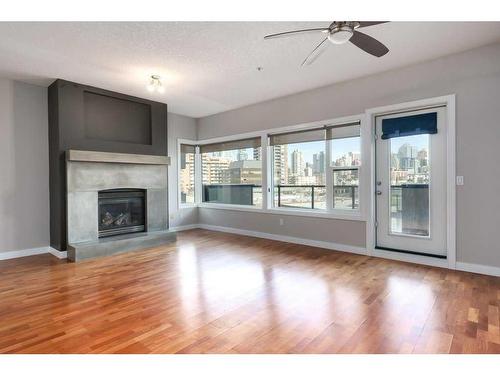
[{"left": 67, "top": 149, "right": 170, "bottom": 165}]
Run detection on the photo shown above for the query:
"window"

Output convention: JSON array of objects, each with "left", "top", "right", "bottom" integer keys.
[
  {"left": 200, "top": 137, "right": 262, "bottom": 206},
  {"left": 270, "top": 128, "right": 326, "bottom": 210},
  {"left": 179, "top": 119, "right": 362, "bottom": 218},
  {"left": 327, "top": 124, "right": 361, "bottom": 210},
  {"left": 180, "top": 144, "right": 196, "bottom": 204},
  {"left": 270, "top": 121, "right": 361, "bottom": 212},
  {"left": 389, "top": 134, "right": 430, "bottom": 236},
  {"left": 329, "top": 123, "right": 361, "bottom": 210}
]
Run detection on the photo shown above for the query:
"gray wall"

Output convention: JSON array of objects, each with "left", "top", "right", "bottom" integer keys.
[
  {"left": 198, "top": 209, "right": 366, "bottom": 248},
  {"left": 0, "top": 79, "right": 49, "bottom": 254},
  {"left": 168, "top": 112, "right": 198, "bottom": 228},
  {"left": 197, "top": 42, "right": 500, "bottom": 267}
]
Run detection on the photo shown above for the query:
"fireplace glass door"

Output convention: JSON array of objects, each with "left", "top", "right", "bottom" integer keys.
[{"left": 98, "top": 189, "right": 146, "bottom": 237}]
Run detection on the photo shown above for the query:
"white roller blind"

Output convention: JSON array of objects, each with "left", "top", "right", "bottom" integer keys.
[
  {"left": 180, "top": 144, "right": 196, "bottom": 154},
  {"left": 200, "top": 137, "right": 261, "bottom": 154},
  {"left": 325, "top": 122, "right": 360, "bottom": 140},
  {"left": 269, "top": 127, "right": 325, "bottom": 146}
]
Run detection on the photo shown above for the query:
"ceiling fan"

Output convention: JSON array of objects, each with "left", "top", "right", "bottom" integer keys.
[{"left": 264, "top": 21, "right": 389, "bottom": 66}]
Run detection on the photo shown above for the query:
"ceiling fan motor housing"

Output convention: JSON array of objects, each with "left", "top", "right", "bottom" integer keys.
[{"left": 328, "top": 22, "right": 359, "bottom": 44}]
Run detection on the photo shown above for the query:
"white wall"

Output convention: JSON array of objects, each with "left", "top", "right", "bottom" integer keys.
[
  {"left": 196, "top": 42, "right": 500, "bottom": 268},
  {"left": 167, "top": 112, "right": 198, "bottom": 228},
  {"left": 0, "top": 79, "right": 49, "bottom": 254}
]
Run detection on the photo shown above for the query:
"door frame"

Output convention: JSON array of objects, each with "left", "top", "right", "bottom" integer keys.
[{"left": 365, "top": 95, "right": 456, "bottom": 270}]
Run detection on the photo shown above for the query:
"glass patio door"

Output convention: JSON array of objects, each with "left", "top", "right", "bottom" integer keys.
[{"left": 375, "top": 107, "right": 447, "bottom": 257}]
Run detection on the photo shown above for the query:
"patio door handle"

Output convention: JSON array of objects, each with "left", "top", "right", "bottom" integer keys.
[{"left": 376, "top": 190, "right": 382, "bottom": 195}]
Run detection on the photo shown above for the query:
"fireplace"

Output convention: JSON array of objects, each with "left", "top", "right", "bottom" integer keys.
[{"left": 98, "top": 189, "right": 146, "bottom": 238}]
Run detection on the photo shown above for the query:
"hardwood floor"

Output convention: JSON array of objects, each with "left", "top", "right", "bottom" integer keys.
[{"left": 0, "top": 229, "right": 499, "bottom": 354}]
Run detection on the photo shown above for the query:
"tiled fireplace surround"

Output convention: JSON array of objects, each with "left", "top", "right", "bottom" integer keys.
[{"left": 65, "top": 150, "right": 176, "bottom": 261}]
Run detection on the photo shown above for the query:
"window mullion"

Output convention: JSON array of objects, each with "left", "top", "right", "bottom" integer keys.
[
  {"left": 325, "top": 139, "right": 334, "bottom": 212},
  {"left": 262, "top": 134, "right": 271, "bottom": 210},
  {"left": 194, "top": 146, "right": 202, "bottom": 205}
]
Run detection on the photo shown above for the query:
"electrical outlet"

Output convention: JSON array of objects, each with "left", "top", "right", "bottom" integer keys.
[
  {"left": 456, "top": 176, "right": 464, "bottom": 186},
  {"left": 279, "top": 218, "right": 284, "bottom": 226}
]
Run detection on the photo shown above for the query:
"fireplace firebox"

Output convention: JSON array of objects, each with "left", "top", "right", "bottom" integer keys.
[{"left": 98, "top": 189, "right": 146, "bottom": 238}]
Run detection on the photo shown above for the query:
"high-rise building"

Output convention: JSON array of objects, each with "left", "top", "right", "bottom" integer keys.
[
  {"left": 201, "top": 154, "right": 231, "bottom": 184},
  {"left": 180, "top": 152, "right": 195, "bottom": 203},
  {"left": 333, "top": 151, "right": 361, "bottom": 167},
  {"left": 291, "top": 149, "right": 305, "bottom": 176},
  {"left": 222, "top": 160, "right": 262, "bottom": 184},
  {"left": 237, "top": 149, "right": 248, "bottom": 161},
  {"left": 398, "top": 143, "right": 418, "bottom": 170},
  {"left": 313, "top": 151, "right": 325, "bottom": 173},
  {"left": 304, "top": 165, "right": 313, "bottom": 177},
  {"left": 273, "top": 144, "right": 288, "bottom": 185},
  {"left": 253, "top": 147, "right": 261, "bottom": 161},
  {"left": 417, "top": 149, "right": 428, "bottom": 168}
]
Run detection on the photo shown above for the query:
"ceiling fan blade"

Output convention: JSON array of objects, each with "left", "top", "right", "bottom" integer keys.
[
  {"left": 350, "top": 30, "right": 389, "bottom": 57},
  {"left": 358, "top": 21, "right": 388, "bottom": 28},
  {"left": 264, "top": 28, "right": 329, "bottom": 39},
  {"left": 301, "top": 37, "right": 329, "bottom": 66}
]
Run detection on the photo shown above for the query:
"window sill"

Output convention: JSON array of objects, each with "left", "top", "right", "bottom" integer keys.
[
  {"left": 195, "top": 203, "right": 366, "bottom": 221},
  {"left": 198, "top": 203, "right": 263, "bottom": 213},
  {"left": 179, "top": 203, "right": 197, "bottom": 210}
]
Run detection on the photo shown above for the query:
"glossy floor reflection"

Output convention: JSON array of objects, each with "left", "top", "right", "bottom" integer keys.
[{"left": 0, "top": 229, "right": 499, "bottom": 353}]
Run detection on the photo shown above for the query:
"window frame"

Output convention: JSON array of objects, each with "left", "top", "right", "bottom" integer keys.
[
  {"left": 176, "top": 114, "right": 367, "bottom": 222},
  {"left": 177, "top": 139, "right": 199, "bottom": 209},
  {"left": 328, "top": 131, "right": 362, "bottom": 213}
]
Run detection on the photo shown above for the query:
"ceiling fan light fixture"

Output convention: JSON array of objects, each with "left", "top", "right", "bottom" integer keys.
[{"left": 328, "top": 26, "right": 353, "bottom": 45}]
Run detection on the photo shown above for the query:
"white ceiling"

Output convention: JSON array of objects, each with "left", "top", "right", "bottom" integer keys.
[{"left": 0, "top": 22, "right": 499, "bottom": 118}]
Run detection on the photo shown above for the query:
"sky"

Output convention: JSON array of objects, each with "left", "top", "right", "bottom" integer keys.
[
  {"left": 287, "top": 138, "right": 360, "bottom": 164},
  {"left": 215, "top": 134, "right": 428, "bottom": 165},
  {"left": 390, "top": 134, "right": 429, "bottom": 155}
]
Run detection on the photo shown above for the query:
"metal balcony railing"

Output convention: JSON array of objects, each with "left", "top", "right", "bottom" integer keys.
[
  {"left": 202, "top": 183, "right": 360, "bottom": 209},
  {"left": 389, "top": 184, "right": 430, "bottom": 236},
  {"left": 275, "top": 185, "right": 358, "bottom": 210},
  {"left": 275, "top": 185, "right": 326, "bottom": 210},
  {"left": 203, "top": 184, "right": 262, "bottom": 206}
]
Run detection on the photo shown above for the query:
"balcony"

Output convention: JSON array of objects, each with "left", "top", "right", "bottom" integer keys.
[
  {"left": 203, "top": 184, "right": 262, "bottom": 206},
  {"left": 202, "top": 184, "right": 360, "bottom": 210},
  {"left": 275, "top": 185, "right": 358, "bottom": 210},
  {"left": 390, "top": 184, "right": 429, "bottom": 236}
]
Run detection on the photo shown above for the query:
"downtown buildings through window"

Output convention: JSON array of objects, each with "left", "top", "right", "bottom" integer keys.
[
  {"left": 200, "top": 137, "right": 262, "bottom": 207},
  {"left": 179, "top": 120, "right": 361, "bottom": 213},
  {"left": 270, "top": 122, "right": 361, "bottom": 211}
]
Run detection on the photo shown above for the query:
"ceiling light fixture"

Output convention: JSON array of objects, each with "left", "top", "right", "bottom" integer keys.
[{"left": 147, "top": 75, "right": 165, "bottom": 93}]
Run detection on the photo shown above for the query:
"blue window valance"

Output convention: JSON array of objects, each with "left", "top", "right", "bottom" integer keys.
[{"left": 381, "top": 112, "right": 437, "bottom": 140}]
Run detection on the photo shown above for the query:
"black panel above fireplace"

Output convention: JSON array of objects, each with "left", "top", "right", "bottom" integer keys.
[
  {"left": 84, "top": 91, "right": 152, "bottom": 145},
  {"left": 98, "top": 189, "right": 146, "bottom": 238}
]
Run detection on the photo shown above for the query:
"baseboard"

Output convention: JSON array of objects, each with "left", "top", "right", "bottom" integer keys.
[
  {"left": 48, "top": 247, "right": 68, "bottom": 259},
  {"left": 0, "top": 246, "right": 68, "bottom": 261},
  {"left": 169, "top": 224, "right": 200, "bottom": 232},
  {"left": 2, "top": 228, "right": 498, "bottom": 278},
  {"left": 0, "top": 246, "right": 50, "bottom": 261},
  {"left": 456, "top": 262, "right": 500, "bottom": 277},
  {"left": 197, "top": 223, "right": 367, "bottom": 256},
  {"left": 183, "top": 224, "right": 500, "bottom": 278}
]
